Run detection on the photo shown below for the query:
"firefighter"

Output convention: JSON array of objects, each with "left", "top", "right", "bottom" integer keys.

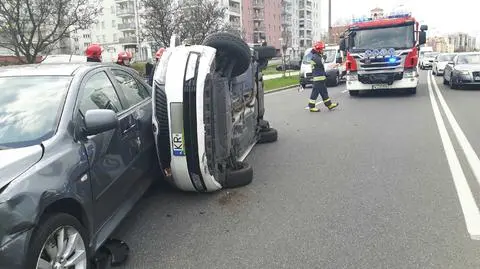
[
  {"left": 307, "top": 41, "right": 339, "bottom": 112},
  {"left": 116, "top": 51, "right": 131, "bottom": 66},
  {"left": 148, "top": 48, "right": 166, "bottom": 86},
  {"left": 85, "top": 44, "right": 103, "bottom": 62}
]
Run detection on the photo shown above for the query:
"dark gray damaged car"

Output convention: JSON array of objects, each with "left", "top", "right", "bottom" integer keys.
[{"left": 0, "top": 63, "right": 158, "bottom": 269}]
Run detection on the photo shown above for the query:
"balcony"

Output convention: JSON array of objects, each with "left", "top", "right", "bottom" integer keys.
[
  {"left": 253, "top": 13, "right": 264, "bottom": 20},
  {"left": 117, "top": 8, "right": 135, "bottom": 17},
  {"left": 229, "top": 5, "right": 240, "bottom": 14},
  {"left": 254, "top": 25, "right": 265, "bottom": 32},
  {"left": 118, "top": 23, "right": 136, "bottom": 31},
  {"left": 252, "top": 0, "right": 263, "bottom": 8},
  {"left": 119, "top": 36, "right": 137, "bottom": 44}
]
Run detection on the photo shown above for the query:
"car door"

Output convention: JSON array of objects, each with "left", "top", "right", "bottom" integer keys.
[
  {"left": 109, "top": 68, "right": 155, "bottom": 186},
  {"left": 76, "top": 70, "right": 138, "bottom": 228}
]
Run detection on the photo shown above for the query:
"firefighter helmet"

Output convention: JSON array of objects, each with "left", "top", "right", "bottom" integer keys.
[
  {"left": 85, "top": 44, "right": 103, "bottom": 60},
  {"left": 313, "top": 41, "right": 325, "bottom": 52}
]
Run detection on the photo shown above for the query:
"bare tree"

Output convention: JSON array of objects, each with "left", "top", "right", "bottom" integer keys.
[
  {"left": 0, "top": 0, "right": 101, "bottom": 63},
  {"left": 141, "top": 0, "right": 185, "bottom": 47},
  {"left": 180, "top": 0, "right": 228, "bottom": 45}
]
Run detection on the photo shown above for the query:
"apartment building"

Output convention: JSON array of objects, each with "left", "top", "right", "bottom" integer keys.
[
  {"left": 298, "top": 0, "right": 322, "bottom": 50},
  {"left": 242, "top": 0, "right": 282, "bottom": 50},
  {"left": 447, "top": 32, "right": 477, "bottom": 52}
]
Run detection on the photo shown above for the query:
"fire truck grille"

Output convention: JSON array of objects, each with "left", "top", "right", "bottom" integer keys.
[
  {"left": 359, "top": 57, "right": 401, "bottom": 69},
  {"left": 358, "top": 72, "right": 404, "bottom": 84}
]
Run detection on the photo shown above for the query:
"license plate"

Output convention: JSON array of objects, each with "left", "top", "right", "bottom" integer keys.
[
  {"left": 372, "top": 84, "right": 389, "bottom": 90},
  {"left": 475, "top": 76, "right": 480, "bottom": 81},
  {"left": 172, "top": 133, "right": 185, "bottom": 156}
]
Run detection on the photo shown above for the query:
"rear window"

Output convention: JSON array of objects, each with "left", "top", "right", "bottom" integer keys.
[{"left": 0, "top": 76, "right": 72, "bottom": 148}]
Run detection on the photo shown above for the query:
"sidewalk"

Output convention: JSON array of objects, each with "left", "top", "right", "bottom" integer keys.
[{"left": 263, "top": 71, "right": 299, "bottom": 81}]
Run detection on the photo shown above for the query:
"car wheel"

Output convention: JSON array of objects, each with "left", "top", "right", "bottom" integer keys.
[
  {"left": 26, "top": 213, "right": 91, "bottom": 269},
  {"left": 258, "top": 119, "right": 270, "bottom": 129},
  {"left": 258, "top": 127, "right": 278, "bottom": 144},
  {"left": 254, "top": 46, "right": 277, "bottom": 59},
  {"left": 349, "top": 90, "right": 359, "bottom": 96},
  {"left": 449, "top": 76, "right": 459, "bottom": 89},
  {"left": 202, "top": 32, "right": 251, "bottom": 78},
  {"left": 224, "top": 161, "right": 254, "bottom": 188}
]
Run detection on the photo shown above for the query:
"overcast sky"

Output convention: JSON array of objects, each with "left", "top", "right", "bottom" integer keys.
[{"left": 321, "top": 0, "right": 480, "bottom": 38}]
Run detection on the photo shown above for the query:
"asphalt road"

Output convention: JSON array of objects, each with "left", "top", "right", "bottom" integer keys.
[{"left": 115, "top": 70, "right": 480, "bottom": 269}]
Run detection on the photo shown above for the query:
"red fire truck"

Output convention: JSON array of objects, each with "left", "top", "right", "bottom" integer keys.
[{"left": 339, "top": 12, "right": 428, "bottom": 96}]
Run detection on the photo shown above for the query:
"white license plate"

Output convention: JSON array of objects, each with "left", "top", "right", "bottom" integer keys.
[
  {"left": 172, "top": 133, "right": 185, "bottom": 156},
  {"left": 372, "top": 84, "right": 389, "bottom": 90},
  {"left": 475, "top": 76, "right": 480, "bottom": 81}
]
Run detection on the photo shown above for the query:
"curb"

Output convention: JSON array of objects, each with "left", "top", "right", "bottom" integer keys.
[{"left": 265, "top": 85, "right": 298, "bottom": 94}]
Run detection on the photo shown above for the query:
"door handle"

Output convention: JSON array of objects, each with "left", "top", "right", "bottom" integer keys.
[{"left": 122, "top": 124, "right": 136, "bottom": 135}]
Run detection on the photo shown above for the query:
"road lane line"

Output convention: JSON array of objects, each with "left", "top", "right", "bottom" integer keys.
[
  {"left": 430, "top": 73, "right": 480, "bottom": 193},
  {"left": 427, "top": 71, "right": 480, "bottom": 240}
]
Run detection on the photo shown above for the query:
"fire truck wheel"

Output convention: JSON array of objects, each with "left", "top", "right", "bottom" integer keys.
[
  {"left": 202, "top": 32, "right": 251, "bottom": 78},
  {"left": 349, "top": 90, "right": 359, "bottom": 96}
]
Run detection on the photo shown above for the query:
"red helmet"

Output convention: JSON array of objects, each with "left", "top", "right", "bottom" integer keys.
[
  {"left": 313, "top": 41, "right": 325, "bottom": 52},
  {"left": 85, "top": 44, "right": 103, "bottom": 60},
  {"left": 117, "top": 51, "right": 129, "bottom": 62},
  {"left": 155, "top": 48, "right": 166, "bottom": 59}
]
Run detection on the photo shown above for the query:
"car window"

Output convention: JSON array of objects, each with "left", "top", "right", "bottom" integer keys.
[
  {"left": 79, "top": 71, "right": 123, "bottom": 115},
  {"left": 111, "top": 69, "right": 150, "bottom": 108}
]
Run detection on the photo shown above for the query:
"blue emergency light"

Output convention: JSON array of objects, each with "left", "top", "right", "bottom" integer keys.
[{"left": 388, "top": 57, "right": 396, "bottom": 63}]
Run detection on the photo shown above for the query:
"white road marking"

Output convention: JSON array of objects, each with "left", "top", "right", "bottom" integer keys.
[
  {"left": 430, "top": 73, "right": 480, "bottom": 189},
  {"left": 427, "top": 71, "right": 480, "bottom": 240}
]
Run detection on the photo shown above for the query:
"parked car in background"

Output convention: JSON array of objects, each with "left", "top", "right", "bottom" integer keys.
[
  {"left": 152, "top": 32, "right": 278, "bottom": 192},
  {"left": 432, "top": 53, "right": 456, "bottom": 76},
  {"left": 276, "top": 61, "right": 301, "bottom": 71},
  {"left": 443, "top": 52, "right": 480, "bottom": 89},
  {"left": 419, "top": 52, "right": 439, "bottom": 69},
  {"left": 0, "top": 63, "right": 157, "bottom": 268},
  {"left": 299, "top": 45, "right": 345, "bottom": 87}
]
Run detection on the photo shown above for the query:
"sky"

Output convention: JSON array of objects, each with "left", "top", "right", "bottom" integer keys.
[{"left": 320, "top": 0, "right": 480, "bottom": 39}]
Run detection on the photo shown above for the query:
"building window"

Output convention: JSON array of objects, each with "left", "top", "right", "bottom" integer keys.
[
  {"left": 113, "top": 34, "right": 118, "bottom": 42},
  {"left": 112, "top": 20, "right": 116, "bottom": 27}
]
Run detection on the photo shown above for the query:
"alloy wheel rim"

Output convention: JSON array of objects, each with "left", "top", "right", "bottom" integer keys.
[{"left": 36, "top": 226, "right": 87, "bottom": 269}]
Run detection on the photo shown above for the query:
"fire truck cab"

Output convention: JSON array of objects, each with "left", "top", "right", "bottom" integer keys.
[{"left": 339, "top": 12, "right": 428, "bottom": 96}]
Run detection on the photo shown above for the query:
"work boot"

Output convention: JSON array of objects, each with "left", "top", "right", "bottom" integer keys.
[
  {"left": 308, "top": 99, "right": 320, "bottom": 112},
  {"left": 323, "top": 98, "right": 338, "bottom": 111}
]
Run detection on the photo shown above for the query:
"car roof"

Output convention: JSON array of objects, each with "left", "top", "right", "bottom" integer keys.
[{"left": 0, "top": 63, "right": 108, "bottom": 77}]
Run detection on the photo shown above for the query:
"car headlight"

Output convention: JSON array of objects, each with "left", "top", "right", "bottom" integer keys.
[{"left": 457, "top": 70, "right": 470, "bottom": 75}]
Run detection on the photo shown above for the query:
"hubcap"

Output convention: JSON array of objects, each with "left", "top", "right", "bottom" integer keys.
[{"left": 36, "top": 226, "right": 87, "bottom": 269}]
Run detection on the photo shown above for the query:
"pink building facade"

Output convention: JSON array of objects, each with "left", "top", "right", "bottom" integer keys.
[{"left": 242, "top": 0, "right": 282, "bottom": 50}]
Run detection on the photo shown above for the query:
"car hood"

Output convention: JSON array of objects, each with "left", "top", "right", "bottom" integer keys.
[
  {"left": 0, "top": 145, "right": 43, "bottom": 190},
  {"left": 436, "top": 61, "right": 449, "bottom": 68},
  {"left": 455, "top": 64, "right": 480, "bottom": 71}
]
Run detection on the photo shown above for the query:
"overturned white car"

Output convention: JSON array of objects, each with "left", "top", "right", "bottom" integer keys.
[{"left": 152, "top": 32, "right": 278, "bottom": 192}]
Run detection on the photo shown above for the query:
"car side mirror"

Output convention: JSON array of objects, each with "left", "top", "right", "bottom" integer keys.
[
  {"left": 336, "top": 57, "right": 342, "bottom": 64},
  {"left": 322, "top": 55, "right": 327, "bottom": 61},
  {"left": 419, "top": 32, "right": 427, "bottom": 45},
  {"left": 420, "top": 25, "right": 428, "bottom": 31},
  {"left": 339, "top": 39, "right": 346, "bottom": 51},
  {"left": 83, "top": 109, "right": 119, "bottom": 136}
]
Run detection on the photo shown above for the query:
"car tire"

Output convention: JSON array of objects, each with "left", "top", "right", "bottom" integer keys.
[
  {"left": 26, "top": 213, "right": 91, "bottom": 269},
  {"left": 224, "top": 161, "right": 254, "bottom": 188},
  {"left": 449, "top": 76, "right": 459, "bottom": 89},
  {"left": 258, "top": 119, "right": 270, "bottom": 129},
  {"left": 254, "top": 46, "right": 277, "bottom": 59},
  {"left": 349, "top": 90, "right": 359, "bottom": 96},
  {"left": 202, "top": 32, "right": 251, "bottom": 78},
  {"left": 258, "top": 127, "right": 278, "bottom": 144}
]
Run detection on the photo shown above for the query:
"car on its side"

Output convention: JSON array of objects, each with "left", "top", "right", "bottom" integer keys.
[
  {"left": 432, "top": 53, "right": 456, "bottom": 76},
  {"left": 152, "top": 33, "right": 278, "bottom": 192},
  {"left": 0, "top": 63, "right": 157, "bottom": 268},
  {"left": 443, "top": 52, "right": 480, "bottom": 89}
]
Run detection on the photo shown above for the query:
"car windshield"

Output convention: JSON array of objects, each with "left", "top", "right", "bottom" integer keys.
[
  {"left": 0, "top": 76, "right": 71, "bottom": 148},
  {"left": 456, "top": 54, "right": 480, "bottom": 64},
  {"left": 323, "top": 50, "right": 337, "bottom": 63},
  {"left": 302, "top": 50, "right": 336, "bottom": 64},
  {"left": 351, "top": 24, "right": 414, "bottom": 51},
  {"left": 438, "top": 54, "right": 455, "bottom": 61},
  {"left": 424, "top": 52, "right": 438, "bottom": 58}
]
